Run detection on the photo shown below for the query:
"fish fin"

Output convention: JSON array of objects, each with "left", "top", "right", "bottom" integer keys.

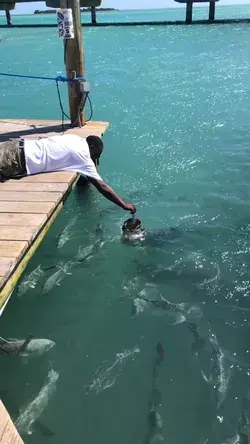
[
  {"left": 35, "top": 422, "right": 55, "bottom": 437},
  {"left": 160, "top": 294, "right": 168, "bottom": 302},
  {"left": 17, "top": 335, "right": 33, "bottom": 355},
  {"left": 56, "top": 283, "right": 61, "bottom": 286}
]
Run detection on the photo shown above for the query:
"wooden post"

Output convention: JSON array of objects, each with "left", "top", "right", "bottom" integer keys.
[
  {"left": 91, "top": 6, "right": 97, "bottom": 24},
  {"left": 186, "top": 2, "right": 193, "bottom": 24},
  {"left": 209, "top": 1, "right": 215, "bottom": 20},
  {"left": 60, "top": 0, "right": 85, "bottom": 127},
  {"left": 5, "top": 10, "right": 12, "bottom": 26}
]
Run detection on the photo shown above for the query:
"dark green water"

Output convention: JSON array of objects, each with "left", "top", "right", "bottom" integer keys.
[{"left": 1, "top": 8, "right": 250, "bottom": 443}]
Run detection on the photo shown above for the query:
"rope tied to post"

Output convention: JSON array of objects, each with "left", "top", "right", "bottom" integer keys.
[
  {"left": 0, "top": 71, "right": 93, "bottom": 129},
  {"left": 0, "top": 71, "right": 86, "bottom": 82}
]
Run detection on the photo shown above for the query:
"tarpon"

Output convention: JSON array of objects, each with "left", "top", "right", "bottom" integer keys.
[
  {"left": 85, "top": 345, "right": 140, "bottom": 395},
  {"left": 133, "top": 294, "right": 185, "bottom": 315},
  {"left": 144, "top": 343, "right": 165, "bottom": 444},
  {"left": 15, "top": 368, "right": 59, "bottom": 436},
  {"left": 0, "top": 337, "right": 55, "bottom": 357},
  {"left": 188, "top": 323, "right": 231, "bottom": 410},
  {"left": 42, "top": 260, "right": 74, "bottom": 293},
  {"left": 57, "top": 215, "right": 78, "bottom": 248},
  {"left": 122, "top": 226, "right": 181, "bottom": 247}
]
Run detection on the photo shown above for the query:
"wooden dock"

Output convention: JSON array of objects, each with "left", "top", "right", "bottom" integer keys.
[
  {"left": 0, "top": 119, "right": 109, "bottom": 314},
  {"left": 1, "top": 18, "right": 250, "bottom": 28},
  {"left": 0, "top": 400, "right": 23, "bottom": 444}
]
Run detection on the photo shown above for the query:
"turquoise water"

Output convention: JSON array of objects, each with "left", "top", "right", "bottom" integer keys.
[{"left": 1, "top": 6, "right": 250, "bottom": 443}]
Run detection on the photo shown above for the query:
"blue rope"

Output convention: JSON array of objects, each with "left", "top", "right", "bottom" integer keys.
[{"left": 0, "top": 72, "right": 85, "bottom": 82}]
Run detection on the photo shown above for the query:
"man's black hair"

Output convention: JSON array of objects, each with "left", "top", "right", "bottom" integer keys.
[{"left": 86, "top": 135, "right": 104, "bottom": 160}]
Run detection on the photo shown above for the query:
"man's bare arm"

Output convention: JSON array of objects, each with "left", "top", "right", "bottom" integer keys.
[{"left": 88, "top": 178, "right": 136, "bottom": 213}]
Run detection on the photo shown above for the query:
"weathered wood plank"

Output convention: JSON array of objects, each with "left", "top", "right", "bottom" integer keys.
[
  {"left": 0, "top": 213, "right": 46, "bottom": 227},
  {"left": 0, "top": 119, "right": 108, "bottom": 129},
  {"left": 0, "top": 119, "right": 109, "bottom": 140},
  {"left": 0, "top": 401, "right": 23, "bottom": 444},
  {"left": 1, "top": 182, "right": 68, "bottom": 192},
  {"left": 0, "top": 191, "right": 62, "bottom": 202},
  {"left": 0, "top": 226, "right": 38, "bottom": 242},
  {"left": 0, "top": 241, "right": 28, "bottom": 257},
  {"left": 0, "top": 257, "right": 14, "bottom": 277},
  {"left": 0, "top": 202, "right": 54, "bottom": 214},
  {"left": 12, "top": 172, "right": 77, "bottom": 183}
]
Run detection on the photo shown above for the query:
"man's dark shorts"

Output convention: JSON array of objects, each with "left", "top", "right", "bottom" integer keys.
[{"left": 0, "top": 140, "right": 27, "bottom": 181}]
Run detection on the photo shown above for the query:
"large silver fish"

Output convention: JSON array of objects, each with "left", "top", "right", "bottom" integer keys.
[
  {"left": 144, "top": 343, "right": 165, "bottom": 444},
  {"left": 0, "top": 337, "right": 55, "bottom": 357},
  {"left": 15, "top": 368, "right": 59, "bottom": 436},
  {"left": 188, "top": 324, "right": 231, "bottom": 410},
  {"left": 133, "top": 294, "right": 184, "bottom": 313},
  {"left": 57, "top": 216, "right": 78, "bottom": 248},
  {"left": 42, "top": 261, "right": 74, "bottom": 294},
  {"left": 85, "top": 345, "right": 140, "bottom": 395}
]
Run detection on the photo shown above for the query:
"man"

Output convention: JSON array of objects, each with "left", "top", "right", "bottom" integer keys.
[{"left": 0, "top": 134, "right": 136, "bottom": 214}]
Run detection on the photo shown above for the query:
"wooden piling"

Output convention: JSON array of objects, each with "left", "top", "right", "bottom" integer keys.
[
  {"left": 209, "top": 1, "right": 215, "bottom": 20},
  {"left": 186, "top": 2, "right": 193, "bottom": 24},
  {"left": 91, "top": 6, "right": 97, "bottom": 24},
  {"left": 60, "top": 0, "right": 85, "bottom": 127},
  {"left": 5, "top": 9, "right": 12, "bottom": 26}
]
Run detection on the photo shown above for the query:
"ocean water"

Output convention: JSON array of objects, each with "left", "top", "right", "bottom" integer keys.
[{"left": 1, "top": 6, "right": 250, "bottom": 444}]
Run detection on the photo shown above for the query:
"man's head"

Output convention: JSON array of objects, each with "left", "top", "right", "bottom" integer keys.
[{"left": 86, "top": 135, "right": 104, "bottom": 166}]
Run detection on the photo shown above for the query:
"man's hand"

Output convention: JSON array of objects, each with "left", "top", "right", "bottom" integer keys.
[{"left": 124, "top": 203, "right": 137, "bottom": 214}]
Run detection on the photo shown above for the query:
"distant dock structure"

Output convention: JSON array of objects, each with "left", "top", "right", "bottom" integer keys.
[
  {"left": 174, "top": 0, "right": 219, "bottom": 23},
  {"left": 0, "top": 0, "right": 250, "bottom": 27},
  {"left": 0, "top": 0, "right": 109, "bottom": 26}
]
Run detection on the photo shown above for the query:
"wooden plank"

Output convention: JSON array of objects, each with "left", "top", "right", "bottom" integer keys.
[
  {"left": 0, "top": 191, "right": 62, "bottom": 202},
  {"left": 0, "top": 226, "right": 38, "bottom": 242},
  {"left": 0, "top": 401, "right": 23, "bottom": 444},
  {"left": 13, "top": 172, "right": 77, "bottom": 183},
  {"left": 0, "top": 120, "right": 109, "bottom": 140},
  {"left": 0, "top": 213, "right": 46, "bottom": 227},
  {"left": 0, "top": 119, "right": 108, "bottom": 130},
  {"left": 0, "top": 201, "right": 64, "bottom": 308},
  {"left": 0, "top": 257, "right": 14, "bottom": 277},
  {"left": 0, "top": 241, "right": 28, "bottom": 258},
  {"left": 1, "top": 182, "right": 68, "bottom": 192},
  {"left": 0, "top": 202, "right": 55, "bottom": 214}
]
